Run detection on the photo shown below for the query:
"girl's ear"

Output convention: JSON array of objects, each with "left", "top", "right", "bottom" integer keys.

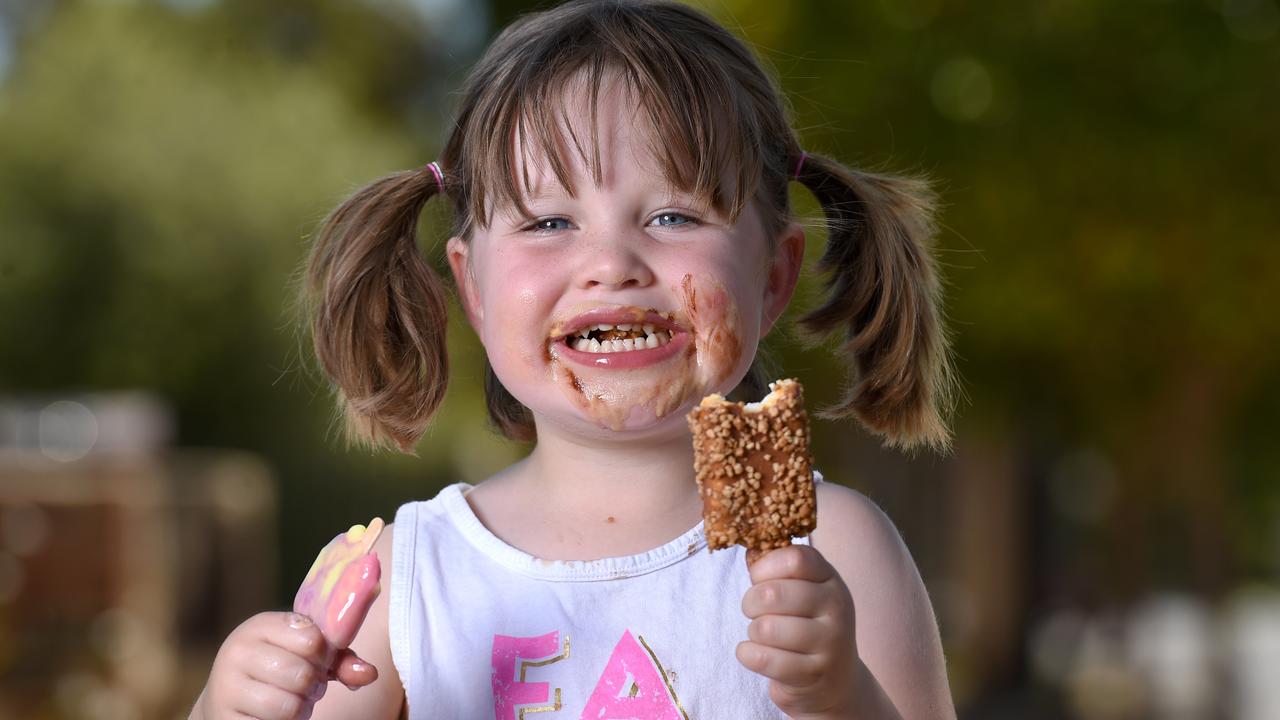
[
  {"left": 446, "top": 236, "right": 484, "bottom": 332},
  {"left": 761, "top": 221, "right": 805, "bottom": 335}
]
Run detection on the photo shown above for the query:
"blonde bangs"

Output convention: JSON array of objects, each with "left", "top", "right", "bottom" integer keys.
[{"left": 457, "top": 9, "right": 764, "bottom": 230}]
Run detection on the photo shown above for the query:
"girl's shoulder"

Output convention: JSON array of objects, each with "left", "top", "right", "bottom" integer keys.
[
  {"left": 811, "top": 482, "right": 919, "bottom": 588},
  {"left": 389, "top": 482, "right": 474, "bottom": 527},
  {"left": 811, "top": 482, "right": 905, "bottom": 562}
]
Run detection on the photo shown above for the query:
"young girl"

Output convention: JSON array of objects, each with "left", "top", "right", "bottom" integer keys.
[{"left": 192, "top": 1, "right": 958, "bottom": 718}]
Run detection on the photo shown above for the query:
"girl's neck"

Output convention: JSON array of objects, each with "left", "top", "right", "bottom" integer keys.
[
  {"left": 521, "top": 423, "right": 700, "bottom": 525},
  {"left": 465, "top": 421, "right": 704, "bottom": 561}
]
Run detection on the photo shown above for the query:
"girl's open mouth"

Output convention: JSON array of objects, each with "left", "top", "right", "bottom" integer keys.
[{"left": 550, "top": 311, "right": 691, "bottom": 369}]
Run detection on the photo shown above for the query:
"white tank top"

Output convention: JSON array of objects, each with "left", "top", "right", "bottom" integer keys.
[{"left": 388, "top": 481, "right": 815, "bottom": 719}]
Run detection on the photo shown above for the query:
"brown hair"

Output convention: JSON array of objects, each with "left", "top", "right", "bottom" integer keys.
[{"left": 299, "top": 0, "right": 958, "bottom": 455}]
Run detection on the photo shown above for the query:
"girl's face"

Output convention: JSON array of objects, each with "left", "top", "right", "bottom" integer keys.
[{"left": 448, "top": 78, "right": 803, "bottom": 443}]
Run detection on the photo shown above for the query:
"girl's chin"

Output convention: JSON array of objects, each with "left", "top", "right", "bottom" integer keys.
[{"left": 538, "top": 400, "right": 697, "bottom": 440}]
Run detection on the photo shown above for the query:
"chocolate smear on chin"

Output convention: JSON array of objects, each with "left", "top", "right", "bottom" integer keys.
[{"left": 547, "top": 342, "right": 696, "bottom": 430}]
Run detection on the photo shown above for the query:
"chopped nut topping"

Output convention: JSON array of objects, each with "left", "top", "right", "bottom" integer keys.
[{"left": 687, "top": 379, "right": 817, "bottom": 560}]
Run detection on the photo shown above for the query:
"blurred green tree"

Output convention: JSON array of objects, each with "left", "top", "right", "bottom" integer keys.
[{"left": 0, "top": 0, "right": 521, "bottom": 604}]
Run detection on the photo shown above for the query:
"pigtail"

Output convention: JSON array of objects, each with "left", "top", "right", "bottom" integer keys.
[
  {"left": 300, "top": 165, "right": 450, "bottom": 455},
  {"left": 795, "top": 154, "right": 958, "bottom": 454}
]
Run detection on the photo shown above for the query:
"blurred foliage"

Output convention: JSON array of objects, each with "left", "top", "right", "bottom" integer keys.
[
  {"left": 0, "top": 0, "right": 523, "bottom": 600},
  {"left": 1, "top": 0, "right": 1277, "bottom": 657},
  {"left": 675, "top": 0, "right": 1280, "bottom": 595}
]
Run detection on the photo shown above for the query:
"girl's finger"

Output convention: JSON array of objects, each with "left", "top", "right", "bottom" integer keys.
[
  {"left": 747, "top": 614, "right": 828, "bottom": 654},
  {"left": 748, "top": 545, "right": 835, "bottom": 585},
  {"left": 329, "top": 647, "right": 379, "bottom": 689},
  {"left": 735, "top": 640, "right": 823, "bottom": 689},
  {"left": 243, "top": 643, "right": 323, "bottom": 696},
  {"left": 742, "top": 578, "right": 824, "bottom": 619},
  {"left": 233, "top": 678, "right": 312, "bottom": 720},
  {"left": 260, "top": 613, "right": 330, "bottom": 667}
]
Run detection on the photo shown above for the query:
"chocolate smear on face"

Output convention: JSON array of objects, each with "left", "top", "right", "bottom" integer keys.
[
  {"left": 679, "top": 273, "right": 743, "bottom": 390},
  {"left": 541, "top": 278, "right": 746, "bottom": 432}
]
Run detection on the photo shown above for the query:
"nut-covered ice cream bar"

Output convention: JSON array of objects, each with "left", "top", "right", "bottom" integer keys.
[
  {"left": 688, "top": 379, "right": 817, "bottom": 564},
  {"left": 293, "top": 517, "right": 384, "bottom": 649}
]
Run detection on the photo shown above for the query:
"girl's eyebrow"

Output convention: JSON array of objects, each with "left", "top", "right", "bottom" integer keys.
[
  {"left": 523, "top": 188, "right": 569, "bottom": 203},
  {"left": 515, "top": 179, "right": 577, "bottom": 204}
]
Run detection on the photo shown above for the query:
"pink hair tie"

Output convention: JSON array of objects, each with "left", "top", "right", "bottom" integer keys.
[
  {"left": 426, "top": 161, "right": 445, "bottom": 192},
  {"left": 792, "top": 152, "right": 807, "bottom": 180}
]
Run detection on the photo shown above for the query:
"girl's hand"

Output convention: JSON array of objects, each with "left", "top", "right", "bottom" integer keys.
[
  {"left": 191, "top": 611, "right": 378, "bottom": 720},
  {"left": 737, "top": 545, "right": 864, "bottom": 720}
]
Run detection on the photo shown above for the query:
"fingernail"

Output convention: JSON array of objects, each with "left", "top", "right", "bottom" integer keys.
[
  {"left": 287, "top": 612, "right": 313, "bottom": 628},
  {"left": 351, "top": 660, "right": 371, "bottom": 674},
  {"left": 309, "top": 682, "right": 327, "bottom": 700}
]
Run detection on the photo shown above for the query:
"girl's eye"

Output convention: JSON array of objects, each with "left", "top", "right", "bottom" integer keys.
[
  {"left": 527, "top": 217, "right": 572, "bottom": 233},
  {"left": 527, "top": 215, "right": 573, "bottom": 233},
  {"left": 649, "top": 212, "right": 695, "bottom": 227}
]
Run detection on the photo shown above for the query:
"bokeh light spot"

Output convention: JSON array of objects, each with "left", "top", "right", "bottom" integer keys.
[
  {"left": 38, "top": 400, "right": 98, "bottom": 462},
  {"left": 930, "top": 56, "right": 994, "bottom": 123}
]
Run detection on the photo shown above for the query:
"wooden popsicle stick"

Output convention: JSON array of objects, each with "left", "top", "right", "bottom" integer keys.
[{"left": 357, "top": 517, "right": 384, "bottom": 555}]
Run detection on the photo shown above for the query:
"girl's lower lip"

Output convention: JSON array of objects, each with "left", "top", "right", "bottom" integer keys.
[{"left": 553, "top": 331, "right": 690, "bottom": 369}]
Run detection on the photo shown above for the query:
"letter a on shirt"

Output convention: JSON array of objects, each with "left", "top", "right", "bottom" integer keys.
[{"left": 580, "top": 630, "right": 684, "bottom": 720}]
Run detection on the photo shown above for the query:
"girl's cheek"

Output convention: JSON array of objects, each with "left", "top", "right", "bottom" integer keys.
[{"left": 480, "top": 281, "right": 549, "bottom": 376}]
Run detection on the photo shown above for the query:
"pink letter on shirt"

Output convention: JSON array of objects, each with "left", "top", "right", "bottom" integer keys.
[
  {"left": 491, "top": 631, "right": 561, "bottom": 720},
  {"left": 580, "top": 631, "right": 682, "bottom": 720}
]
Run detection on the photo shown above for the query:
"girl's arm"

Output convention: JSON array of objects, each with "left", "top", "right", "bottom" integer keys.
[
  {"left": 815, "top": 483, "right": 956, "bottom": 719},
  {"left": 308, "top": 522, "right": 405, "bottom": 720},
  {"left": 738, "top": 483, "right": 957, "bottom": 720}
]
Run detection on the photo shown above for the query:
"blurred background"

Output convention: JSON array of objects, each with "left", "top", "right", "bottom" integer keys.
[{"left": 1, "top": 0, "right": 1277, "bottom": 718}]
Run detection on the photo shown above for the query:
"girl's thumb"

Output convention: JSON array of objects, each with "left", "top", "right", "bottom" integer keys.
[{"left": 329, "top": 648, "right": 379, "bottom": 690}]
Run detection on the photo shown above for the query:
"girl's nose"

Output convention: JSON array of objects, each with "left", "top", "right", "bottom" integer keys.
[{"left": 576, "top": 234, "right": 656, "bottom": 290}]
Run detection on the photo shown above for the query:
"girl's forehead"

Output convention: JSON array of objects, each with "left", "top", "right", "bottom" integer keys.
[
  {"left": 510, "top": 74, "right": 672, "bottom": 196},
  {"left": 469, "top": 64, "right": 755, "bottom": 228},
  {"left": 512, "top": 114, "right": 673, "bottom": 200}
]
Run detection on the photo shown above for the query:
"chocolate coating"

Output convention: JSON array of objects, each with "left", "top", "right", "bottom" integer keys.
[{"left": 688, "top": 379, "right": 817, "bottom": 561}]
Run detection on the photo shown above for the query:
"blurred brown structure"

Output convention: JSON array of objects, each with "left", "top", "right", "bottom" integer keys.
[{"left": 0, "top": 393, "right": 276, "bottom": 720}]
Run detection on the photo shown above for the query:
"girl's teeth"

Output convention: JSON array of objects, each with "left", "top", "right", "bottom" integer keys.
[{"left": 564, "top": 326, "right": 673, "bottom": 354}]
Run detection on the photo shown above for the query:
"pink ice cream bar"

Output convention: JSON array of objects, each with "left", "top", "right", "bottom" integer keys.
[{"left": 293, "top": 517, "right": 384, "bottom": 649}]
